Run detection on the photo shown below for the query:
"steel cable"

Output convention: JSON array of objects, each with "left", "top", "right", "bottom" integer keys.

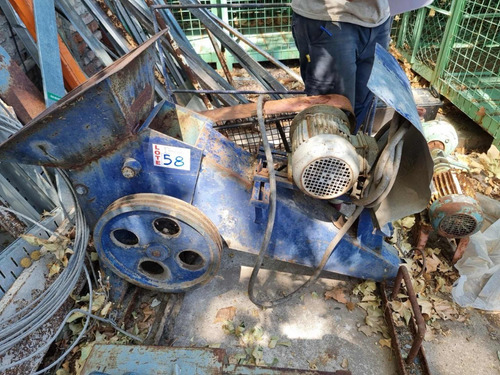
[
  {"left": 0, "top": 115, "right": 139, "bottom": 372},
  {"left": 248, "top": 95, "right": 363, "bottom": 307}
]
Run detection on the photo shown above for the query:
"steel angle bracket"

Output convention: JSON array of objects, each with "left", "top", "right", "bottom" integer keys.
[{"left": 367, "top": 45, "right": 434, "bottom": 227}]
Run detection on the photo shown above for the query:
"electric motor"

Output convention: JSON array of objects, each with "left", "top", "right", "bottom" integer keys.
[
  {"left": 423, "top": 121, "right": 483, "bottom": 238},
  {"left": 289, "top": 105, "right": 377, "bottom": 199}
]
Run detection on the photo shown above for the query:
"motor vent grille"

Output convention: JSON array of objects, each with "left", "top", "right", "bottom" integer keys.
[
  {"left": 301, "top": 157, "right": 353, "bottom": 198},
  {"left": 439, "top": 214, "right": 478, "bottom": 238}
]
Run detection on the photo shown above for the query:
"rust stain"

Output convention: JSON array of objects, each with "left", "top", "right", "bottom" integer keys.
[
  {"left": 203, "top": 157, "right": 253, "bottom": 189},
  {"left": 129, "top": 84, "right": 153, "bottom": 116},
  {"left": 199, "top": 94, "right": 354, "bottom": 125}
]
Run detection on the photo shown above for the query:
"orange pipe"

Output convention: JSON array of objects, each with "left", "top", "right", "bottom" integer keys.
[{"left": 10, "top": 0, "right": 87, "bottom": 90}]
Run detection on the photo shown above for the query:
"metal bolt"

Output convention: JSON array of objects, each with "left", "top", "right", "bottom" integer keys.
[
  {"left": 151, "top": 250, "right": 161, "bottom": 257},
  {"left": 75, "top": 184, "right": 88, "bottom": 195},
  {"left": 121, "top": 166, "right": 136, "bottom": 178},
  {"left": 121, "top": 158, "right": 142, "bottom": 179}
]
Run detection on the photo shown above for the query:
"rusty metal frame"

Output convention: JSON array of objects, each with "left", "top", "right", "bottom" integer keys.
[{"left": 380, "top": 266, "right": 431, "bottom": 375}]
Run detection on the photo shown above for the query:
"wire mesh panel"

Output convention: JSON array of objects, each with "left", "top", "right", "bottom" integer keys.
[
  {"left": 214, "top": 113, "right": 294, "bottom": 154},
  {"left": 225, "top": 0, "right": 296, "bottom": 62},
  {"left": 439, "top": 0, "right": 500, "bottom": 135},
  {"left": 414, "top": 3, "right": 453, "bottom": 71},
  {"left": 170, "top": 0, "right": 219, "bottom": 37},
  {"left": 392, "top": 0, "right": 500, "bottom": 145},
  {"left": 166, "top": 0, "right": 296, "bottom": 64},
  {"left": 226, "top": 0, "right": 291, "bottom": 34}
]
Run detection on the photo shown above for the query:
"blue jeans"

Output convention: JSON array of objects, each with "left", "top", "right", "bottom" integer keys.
[{"left": 292, "top": 13, "right": 392, "bottom": 129}]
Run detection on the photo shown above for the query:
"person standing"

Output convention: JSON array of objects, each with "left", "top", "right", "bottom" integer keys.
[{"left": 291, "top": 0, "right": 392, "bottom": 130}]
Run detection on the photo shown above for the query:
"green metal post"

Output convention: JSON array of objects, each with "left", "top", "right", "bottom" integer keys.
[
  {"left": 396, "top": 12, "right": 409, "bottom": 49},
  {"left": 410, "top": 7, "right": 427, "bottom": 64},
  {"left": 429, "top": 0, "right": 467, "bottom": 91}
]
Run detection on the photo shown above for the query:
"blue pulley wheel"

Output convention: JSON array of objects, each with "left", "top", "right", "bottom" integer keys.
[{"left": 94, "top": 193, "right": 222, "bottom": 292}]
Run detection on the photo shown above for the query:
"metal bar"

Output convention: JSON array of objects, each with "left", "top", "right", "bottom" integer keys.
[
  {"left": 9, "top": 0, "right": 87, "bottom": 90},
  {"left": 55, "top": 0, "right": 114, "bottom": 66},
  {"left": 163, "top": 27, "right": 214, "bottom": 109},
  {"left": 426, "top": 5, "right": 451, "bottom": 16},
  {"left": 213, "top": 114, "right": 294, "bottom": 129},
  {"left": 80, "top": 0, "right": 130, "bottom": 55},
  {"left": 429, "top": 0, "right": 467, "bottom": 90},
  {"left": 201, "top": 94, "right": 354, "bottom": 124},
  {"left": 205, "top": 28, "right": 235, "bottom": 87},
  {"left": 173, "top": 89, "right": 304, "bottom": 95},
  {"left": 176, "top": 0, "right": 287, "bottom": 99},
  {"left": 452, "top": 237, "right": 470, "bottom": 264},
  {"left": 391, "top": 266, "right": 426, "bottom": 365},
  {"left": 410, "top": 7, "right": 427, "bottom": 65},
  {"left": 0, "top": 1, "right": 39, "bottom": 67},
  {"left": 150, "top": 1, "right": 248, "bottom": 105},
  {"left": 209, "top": 14, "right": 303, "bottom": 83},
  {"left": 33, "top": 0, "right": 66, "bottom": 105},
  {"left": 113, "top": 0, "right": 148, "bottom": 44},
  {"left": 396, "top": 12, "right": 409, "bottom": 50},
  {"left": 151, "top": 3, "right": 290, "bottom": 9}
]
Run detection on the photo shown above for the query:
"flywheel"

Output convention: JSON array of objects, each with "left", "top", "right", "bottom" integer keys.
[{"left": 94, "top": 193, "right": 222, "bottom": 292}]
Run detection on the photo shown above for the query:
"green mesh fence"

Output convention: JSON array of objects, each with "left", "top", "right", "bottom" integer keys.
[
  {"left": 392, "top": 0, "right": 500, "bottom": 146},
  {"left": 169, "top": 0, "right": 296, "bottom": 65}
]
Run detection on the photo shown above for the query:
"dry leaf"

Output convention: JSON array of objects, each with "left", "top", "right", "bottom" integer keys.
[
  {"left": 91, "top": 295, "right": 106, "bottom": 313},
  {"left": 400, "top": 216, "right": 415, "bottom": 229},
  {"left": 325, "top": 288, "right": 348, "bottom": 304},
  {"left": 353, "top": 280, "right": 377, "bottom": 296},
  {"left": 214, "top": 306, "right": 237, "bottom": 323},
  {"left": 268, "top": 336, "right": 279, "bottom": 349},
  {"left": 48, "top": 263, "right": 61, "bottom": 277},
  {"left": 20, "top": 257, "right": 32, "bottom": 268},
  {"left": 346, "top": 302, "right": 356, "bottom": 311},
  {"left": 358, "top": 325, "right": 376, "bottom": 336},
  {"left": 487, "top": 145, "right": 499, "bottom": 160},
  {"left": 425, "top": 253, "right": 442, "bottom": 273},
  {"left": 418, "top": 297, "right": 433, "bottom": 318},
  {"left": 30, "top": 250, "right": 41, "bottom": 261},
  {"left": 379, "top": 338, "right": 392, "bottom": 348},
  {"left": 341, "top": 358, "right": 349, "bottom": 368},
  {"left": 100, "top": 302, "right": 113, "bottom": 317}
]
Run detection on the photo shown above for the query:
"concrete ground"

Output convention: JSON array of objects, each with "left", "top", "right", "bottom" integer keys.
[
  {"left": 172, "top": 248, "right": 397, "bottom": 374},
  {"left": 171, "top": 247, "right": 500, "bottom": 375}
]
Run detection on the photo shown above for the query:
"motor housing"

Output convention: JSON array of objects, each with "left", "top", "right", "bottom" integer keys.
[
  {"left": 289, "top": 105, "right": 377, "bottom": 199},
  {"left": 423, "top": 120, "right": 483, "bottom": 238}
]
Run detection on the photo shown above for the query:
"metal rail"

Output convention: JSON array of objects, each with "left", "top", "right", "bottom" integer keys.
[{"left": 151, "top": 3, "right": 290, "bottom": 9}]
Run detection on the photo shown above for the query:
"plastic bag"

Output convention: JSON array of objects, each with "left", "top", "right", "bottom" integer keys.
[{"left": 452, "top": 219, "right": 500, "bottom": 311}]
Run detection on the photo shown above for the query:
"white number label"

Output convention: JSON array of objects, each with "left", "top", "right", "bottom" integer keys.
[{"left": 153, "top": 144, "right": 191, "bottom": 171}]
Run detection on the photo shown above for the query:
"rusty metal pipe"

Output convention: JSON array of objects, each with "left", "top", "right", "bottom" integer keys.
[
  {"left": 205, "top": 29, "right": 235, "bottom": 87},
  {"left": 391, "top": 266, "right": 426, "bottom": 364}
]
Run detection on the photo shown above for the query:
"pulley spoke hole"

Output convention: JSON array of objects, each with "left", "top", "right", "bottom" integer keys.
[
  {"left": 139, "top": 260, "right": 168, "bottom": 279},
  {"left": 111, "top": 229, "right": 139, "bottom": 247},
  {"left": 178, "top": 250, "right": 205, "bottom": 271},
  {"left": 154, "top": 217, "right": 180, "bottom": 237}
]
